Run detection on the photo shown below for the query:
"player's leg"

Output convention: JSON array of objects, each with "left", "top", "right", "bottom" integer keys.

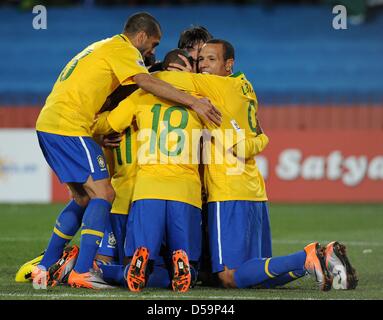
[
  {"left": 207, "top": 201, "right": 328, "bottom": 290},
  {"left": 46, "top": 204, "right": 126, "bottom": 288},
  {"left": 234, "top": 242, "right": 332, "bottom": 291},
  {"left": 39, "top": 183, "right": 88, "bottom": 270},
  {"left": 45, "top": 179, "right": 115, "bottom": 289},
  {"left": 167, "top": 201, "right": 202, "bottom": 292},
  {"left": 101, "top": 208, "right": 140, "bottom": 287},
  {"left": 257, "top": 269, "right": 308, "bottom": 288},
  {"left": 67, "top": 176, "right": 115, "bottom": 286},
  {"left": 70, "top": 176, "right": 115, "bottom": 276},
  {"left": 34, "top": 132, "right": 115, "bottom": 288},
  {"left": 55, "top": 135, "right": 114, "bottom": 277},
  {"left": 260, "top": 201, "right": 272, "bottom": 258},
  {"left": 232, "top": 252, "right": 307, "bottom": 288},
  {"left": 248, "top": 201, "right": 306, "bottom": 288},
  {"left": 50, "top": 136, "right": 114, "bottom": 289},
  {"left": 32, "top": 212, "right": 123, "bottom": 288},
  {"left": 214, "top": 242, "right": 330, "bottom": 291},
  {"left": 65, "top": 180, "right": 115, "bottom": 289},
  {"left": 33, "top": 132, "right": 99, "bottom": 286},
  {"left": 126, "top": 199, "right": 166, "bottom": 291},
  {"left": 96, "top": 172, "right": 135, "bottom": 286},
  {"left": 207, "top": 200, "right": 263, "bottom": 288},
  {"left": 96, "top": 212, "right": 127, "bottom": 266},
  {"left": 107, "top": 210, "right": 169, "bottom": 289},
  {"left": 22, "top": 187, "right": 86, "bottom": 286},
  {"left": 95, "top": 212, "right": 128, "bottom": 287}
]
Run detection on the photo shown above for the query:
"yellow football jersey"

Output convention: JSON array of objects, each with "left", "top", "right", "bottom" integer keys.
[
  {"left": 109, "top": 123, "right": 138, "bottom": 215},
  {"left": 152, "top": 71, "right": 268, "bottom": 202},
  {"left": 92, "top": 77, "right": 204, "bottom": 209},
  {"left": 36, "top": 34, "right": 148, "bottom": 136}
]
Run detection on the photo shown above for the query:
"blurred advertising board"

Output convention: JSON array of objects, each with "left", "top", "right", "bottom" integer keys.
[
  {"left": 0, "top": 129, "right": 51, "bottom": 203},
  {"left": 258, "top": 130, "right": 383, "bottom": 202}
]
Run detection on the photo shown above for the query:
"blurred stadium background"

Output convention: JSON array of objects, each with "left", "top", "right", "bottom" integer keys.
[
  {"left": 1, "top": 0, "right": 382, "bottom": 203},
  {"left": 0, "top": 0, "right": 383, "bottom": 300}
]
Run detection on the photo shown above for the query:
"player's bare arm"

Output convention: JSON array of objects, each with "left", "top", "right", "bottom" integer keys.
[
  {"left": 255, "top": 117, "right": 264, "bottom": 135},
  {"left": 133, "top": 72, "right": 222, "bottom": 126},
  {"left": 102, "top": 132, "right": 123, "bottom": 148}
]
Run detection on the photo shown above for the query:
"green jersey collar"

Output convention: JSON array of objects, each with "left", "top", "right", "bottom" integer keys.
[{"left": 230, "top": 71, "right": 244, "bottom": 78}]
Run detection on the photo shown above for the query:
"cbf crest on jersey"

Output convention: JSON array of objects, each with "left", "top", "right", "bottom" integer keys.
[
  {"left": 97, "top": 155, "right": 107, "bottom": 171},
  {"left": 137, "top": 59, "right": 145, "bottom": 67}
]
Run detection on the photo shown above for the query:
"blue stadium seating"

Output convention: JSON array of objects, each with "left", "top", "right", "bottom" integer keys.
[{"left": 0, "top": 5, "right": 382, "bottom": 105}]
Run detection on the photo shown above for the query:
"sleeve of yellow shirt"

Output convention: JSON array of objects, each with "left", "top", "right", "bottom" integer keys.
[
  {"left": 91, "top": 111, "right": 113, "bottom": 135},
  {"left": 107, "top": 93, "right": 138, "bottom": 133},
  {"left": 190, "top": 73, "right": 227, "bottom": 104},
  {"left": 154, "top": 71, "right": 197, "bottom": 93},
  {"left": 106, "top": 45, "right": 149, "bottom": 85},
  {"left": 232, "top": 133, "right": 269, "bottom": 159}
]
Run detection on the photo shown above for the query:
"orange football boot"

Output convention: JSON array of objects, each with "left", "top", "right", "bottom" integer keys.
[
  {"left": 67, "top": 268, "right": 114, "bottom": 289},
  {"left": 48, "top": 245, "right": 79, "bottom": 286},
  {"left": 171, "top": 249, "right": 191, "bottom": 293},
  {"left": 127, "top": 247, "right": 150, "bottom": 292}
]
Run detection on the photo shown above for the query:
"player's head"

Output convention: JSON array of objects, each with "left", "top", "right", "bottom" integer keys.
[
  {"left": 144, "top": 53, "right": 156, "bottom": 68},
  {"left": 198, "top": 39, "right": 235, "bottom": 76},
  {"left": 123, "top": 12, "right": 162, "bottom": 58},
  {"left": 162, "top": 49, "right": 194, "bottom": 71},
  {"left": 178, "top": 26, "right": 213, "bottom": 71}
]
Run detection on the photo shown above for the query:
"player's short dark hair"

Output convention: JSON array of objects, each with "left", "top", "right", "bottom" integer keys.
[
  {"left": 177, "top": 26, "right": 213, "bottom": 50},
  {"left": 162, "top": 49, "right": 194, "bottom": 70},
  {"left": 123, "top": 12, "right": 161, "bottom": 37},
  {"left": 206, "top": 39, "right": 235, "bottom": 60}
]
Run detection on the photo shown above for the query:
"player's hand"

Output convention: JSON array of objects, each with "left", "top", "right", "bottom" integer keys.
[
  {"left": 102, "top": 132, "right": 122, "bottom": 148},
  {"left": 255, "top": 118, "right": 264, "bottom": 135},
  {"left": 191, "top": 97, "right": 222, "bottom": 127},
  {"left": 167, "top": 54, "right": 193, "bottom": 72},
  {"left": 230, "top": 139, "right": 248, "bottom": 161}
]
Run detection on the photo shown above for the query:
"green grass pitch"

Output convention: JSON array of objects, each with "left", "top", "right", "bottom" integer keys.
[{"left": 0, "top": 203, "right": 382, "bottom": 300}]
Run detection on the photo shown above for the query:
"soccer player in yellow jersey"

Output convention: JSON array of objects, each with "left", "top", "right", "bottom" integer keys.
[
  {"left": 92, "top": 58, "right": 205, "bottom": 292},
  {"left": 148, "top": 41, "right": 276, "bottom": 288},
  {"left": 33, "top": 12, "right": 222, "bottom": 290}
]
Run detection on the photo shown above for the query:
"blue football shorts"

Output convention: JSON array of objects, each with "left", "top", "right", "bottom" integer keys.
[
  {"left": 36, "top": 131, "right": 109, "bottom": 184},
  {"left": 208, "top": 200, "right": 272, "bottom": 273},
  {"left": 125, "top": 199, "right": 202, "bottom": 263}
]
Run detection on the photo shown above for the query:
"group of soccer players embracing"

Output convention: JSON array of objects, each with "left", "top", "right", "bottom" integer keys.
[{"left": 16, "top": 12, "right": 358, "bottom": 293}]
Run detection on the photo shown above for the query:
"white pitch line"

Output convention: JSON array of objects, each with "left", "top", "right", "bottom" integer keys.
[
  {"left": 0, "top": 293, "right": 361, "bottom": 300},
  {"left": 0, "top": 292, "right": 248, "bottom": 299},
  {"left": 0, "top": 237, "right": 47, "bottom": 242}
]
